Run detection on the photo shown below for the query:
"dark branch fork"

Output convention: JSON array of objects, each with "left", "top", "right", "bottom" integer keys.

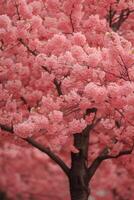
[
  {"left": 87, "top": 145, "right": 134, "bottom": 181},
  {"left": 107, "top": 4, "right": 134, "bottom": 31}
]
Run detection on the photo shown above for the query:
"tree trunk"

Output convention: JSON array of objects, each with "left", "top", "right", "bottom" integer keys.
[
  {"left": 0, "top": 191, "right": 8, "bottom": 200},
  {"left": 69, "top": 152, "right": 90, "bottom": 200},
  {"left": 69, "top": 186, "right": 89, "bottom": 200},
  {"left": 69, "top": 169, "right": 90, "bottom": 200},
  {"left": 69, "top": 131, "right": 91, "bottom": 200}
]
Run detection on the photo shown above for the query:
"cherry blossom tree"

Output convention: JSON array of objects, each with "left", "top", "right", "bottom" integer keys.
[{"left": 0, "top": 0, "right": 134, "bottom": 200}]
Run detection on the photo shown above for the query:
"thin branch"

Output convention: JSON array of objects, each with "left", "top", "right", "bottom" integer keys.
[
  {"left": 42, "top": 69, "right": 63, "bottom": 96},
  {"left": 107, "top": 5, "right": 116, "bottom": 27},
  {"left": 63, "top": 104, "right": 80, "bottom": 116},
  {"left": 87, "top": 145, "right": 133, "bottom": 181},
  {"left": 101, "top": 146, "right": 134, "bottom": 160},
  {"left": 14, "top": 1, "right": 21, "bottom": 20},
  {"left": 18, "top": 38, "right": 38, "bottom": 56},
  {"left": 41, "top": 65, "right": 50, "bottom": 73},
  {"left": 25, "top": 137, "right": 70, "bottom": 176},
  {"left": 53, "top": 78, "right": 63, "bottom": 96},
  {"left": 115, "top": 108, "right": 134, "bottom": 127},
  {"left": 69, "top": 4, "right": 75, "bottom": 33},
  {"left": 41, "top": 66, "right": 63, "bottom": 96},
  {"left": 102, "top": 69, "right": 126, "bottom": 80},
  {"left": 0, "top": 40, "right": 4, "bottom": 51},
  {"left": 117, "top": 54, "right": 131, "bottom": 81},
  {"left": 20, "top": 96, "right": 31, "bottom": 112}
]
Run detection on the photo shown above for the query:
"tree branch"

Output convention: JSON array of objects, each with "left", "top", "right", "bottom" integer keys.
[
  {"left": 14, "top": 1, "right": 21, "bottom": 20},
  {"left": 69, "top": 4, "right": 75, "bottom": 33},
  {"left": 0, "top": 124, "right": 14, "bottom": 133},
  {"left": 82, "top": 116, "right": 101, "bottom": 138},
  {"left": 18, "top": 38, "right": 38, "bottom": 56},
  {"left": 87, "top": 145, "right": 133, "bottom": 181},
  {"left": 100, "top": 147, "right": 133, "bottom": 160},
  {"left": 53, "top": 78, "right": 63, "bottom": 96},
  {"left": 0, "top": 39, "right": 4, "bottom": 51},
  {"left": 107, "top": 5, "right": 116, "bottom": 28},
  {"left": 23, "top": 137, "right": 70, "bottom": 176},
  {"left": 0, "top": 124, "right": 70, "bottom": 176},
  {"left": 107, "top": 6, "right": 134, "bottom": 31},
  {"left": 41, "top": 66, "right": 63, "bottom": 96}
]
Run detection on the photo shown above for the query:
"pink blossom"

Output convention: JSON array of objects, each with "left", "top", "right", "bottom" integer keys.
[
  {"left": 0, "top": 15, "right": 11, "bottom": 30},
  {"left": 71, "top": 32, "right": 86, "bottom": 46},
  {"left": 14, "top": 121, "right": 35, "bottom": 138},
  {"left": 69, "top": 119, "right": 87, "bottom": 134},
  {"left": 49, "top": 110, "right": 63, "bottom": 123}
]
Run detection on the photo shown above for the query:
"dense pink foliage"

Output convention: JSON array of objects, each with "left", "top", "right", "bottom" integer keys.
[
  {"left": 0, "top": 0, "right": 134, "bottom": 199},
  {"left": 91, "top": 157, "right": 134, "bottom": 200}
]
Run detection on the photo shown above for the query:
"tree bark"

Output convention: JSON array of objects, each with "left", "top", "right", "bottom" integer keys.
[
  {"left": 69, "top": 128, "right": 91, "bottom": 200},
  {"left": 69, "top": 152, "right": 90, "bottom": 200}
]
